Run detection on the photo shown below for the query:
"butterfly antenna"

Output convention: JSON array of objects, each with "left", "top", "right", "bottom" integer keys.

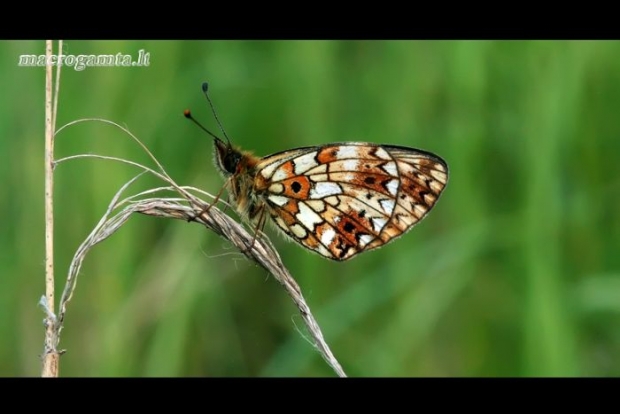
[
  {"left": 183, "top": 109, "right": 223, "bottom": 142},
  {"left": 201, "top": 82, "right": 232, "bottom": 145}
]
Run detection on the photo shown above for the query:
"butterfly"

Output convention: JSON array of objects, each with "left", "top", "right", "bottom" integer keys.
[{"left": 187, "top": 85, "right": 449, "bottom": 261}]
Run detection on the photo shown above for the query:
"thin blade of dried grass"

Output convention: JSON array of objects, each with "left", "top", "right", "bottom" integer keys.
[
  {"left": 57, "top": 178, "right": 346, "bottom": 377},
  {"left": 54, "top": 117, "right": 346, "bottom": 377},
  {"left": 138, "top": 198, "right": 347, "bottom": 377}
]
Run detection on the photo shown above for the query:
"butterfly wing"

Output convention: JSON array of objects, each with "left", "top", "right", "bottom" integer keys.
[{"left": 255, "top": 143, "right": 448, "bottom": 261}]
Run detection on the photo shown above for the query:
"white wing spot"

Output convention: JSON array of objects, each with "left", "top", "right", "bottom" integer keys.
[
  {"left": 342, "top": 159, "right": 359, "bottom": 171},
  {"left": 379, "top": 198, "right": 395, "bottom": 214},
  {"left": 386, "top": 179, "right": 399, "bottom": 196},
  {"left": 374, "top": 147, "right": 392, "bottom": 160},
  {"left": 310, "top": 182, "right": 342, "bottom": 199},
  {"left": 272, "top": 167, "right": 290, "bottom": 182},
  {"left": 371, "top": 217, "right": 387, "bottom": 232},
  {"left": 320, "top": 227, "right": 336, "bottom": 246},
  {"left": 336, "top": 146, "right": 359, "bottom": 159},
  {"left": 293, "top": 151, "right": 319, "bottom": 175},
  {"left": 296, "top": 202, "right": 323, "bottom": 230},
  {"left": 268, "top": 195, "right": 289, "bottom": 207},
  {"left": 359, "top": 234, "right": 373, "bottom": 248},
  {"left": 382, "top": 161, "right": 398, "bottom": 177},
  {"left": 259, "top": 162, "right": 279, "bottom": 179}
]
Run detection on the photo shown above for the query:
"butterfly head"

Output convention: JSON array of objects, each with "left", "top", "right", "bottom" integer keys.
[{"left": 213, "top": 137, "right": 243, "bottom": 177}]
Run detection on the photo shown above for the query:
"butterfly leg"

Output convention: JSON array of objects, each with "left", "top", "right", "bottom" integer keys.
[
  {"left": 188, "top": 182, "right": 227, "bottom": 223},
  {"left": 243, "top": 204, "right": 267, "bottom": 254},
  {"left": 221, "top": 195, "right": 232, "bottom": 215}
]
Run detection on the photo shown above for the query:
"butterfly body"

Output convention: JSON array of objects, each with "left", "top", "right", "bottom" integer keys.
[{"left": 213, "top": 138, "right": 448, "bottom": 261}]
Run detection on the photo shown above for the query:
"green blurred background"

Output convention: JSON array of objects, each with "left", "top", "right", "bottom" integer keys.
[{"left": 2, "top": 40, "right": 620, "bottom": 376}]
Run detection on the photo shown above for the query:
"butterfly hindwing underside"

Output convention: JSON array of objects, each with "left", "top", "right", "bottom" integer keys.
[{"left": 214, "top": 139, "right": 448, "bottom": 261}]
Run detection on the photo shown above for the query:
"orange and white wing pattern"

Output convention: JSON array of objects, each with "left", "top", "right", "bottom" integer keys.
[{"left": 254, "top": 143, "right": 448, "bottom": 261}]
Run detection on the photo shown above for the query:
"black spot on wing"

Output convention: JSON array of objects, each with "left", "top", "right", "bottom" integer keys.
[{"left": 343, "top": 222, "right": 355, "bottom": 233}]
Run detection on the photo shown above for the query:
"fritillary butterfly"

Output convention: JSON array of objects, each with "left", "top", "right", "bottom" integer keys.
[{"left": 188, "top": 85, "right": 449, "bottom": 261}]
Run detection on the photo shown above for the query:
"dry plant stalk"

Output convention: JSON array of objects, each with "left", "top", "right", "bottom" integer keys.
[
  {"left": 46, "top": 119, "right": 347, "bottom": 374},
  {"left": 42, "top": 39, "right": 63, "bottom": 377}
]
